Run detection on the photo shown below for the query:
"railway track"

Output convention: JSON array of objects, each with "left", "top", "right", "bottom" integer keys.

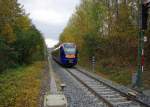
[
  {"left": 65, "top": 68, "right": 148, "bottom": 107},
  {"left": 52, "top": 61, "right": 107, "bottom": 107}
]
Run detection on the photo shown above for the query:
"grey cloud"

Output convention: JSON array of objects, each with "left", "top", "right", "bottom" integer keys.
[
  {"left": 18, "top": 0, "right": 80, "bottom": 46},
  {"left": 32, "top": 20, "right": 65, "bottom": 40}
]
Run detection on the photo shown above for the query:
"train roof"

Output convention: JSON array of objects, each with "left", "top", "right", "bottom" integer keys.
[
  {"left": 62, "top": 43, "right": 76, "bottom": 48},
  {"left": 52, "top": 43, "right": 76, "bottom": 51},
  {"left": 62, "top": 43, "right": 75, "bottom": 45}
]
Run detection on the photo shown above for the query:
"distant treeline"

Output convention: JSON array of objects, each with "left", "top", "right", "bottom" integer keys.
[
  {"left": 0, "top": 0, "right": 45, "bottom": 71},
  {"left": 60, "top": 0, "right": 150, "bottom": 72}
]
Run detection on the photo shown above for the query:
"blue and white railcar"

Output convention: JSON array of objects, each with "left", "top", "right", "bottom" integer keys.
[{"left": 52, "top": 43, "right": 78, "bottom": 67}]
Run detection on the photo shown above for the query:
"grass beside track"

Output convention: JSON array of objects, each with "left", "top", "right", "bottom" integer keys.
[
  {"left": 78, "top": 60, "right": 132, "bottom": 86},
  {"left": 79, "top": 59, "right": 150, "bottom": 90},
  {"left": 0, "top": 61, "right": 45, "bottom": 107}
]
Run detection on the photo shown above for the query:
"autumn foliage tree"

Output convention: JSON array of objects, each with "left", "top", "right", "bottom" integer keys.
[
  {"left": 0, "top": 0, "right": 45, "bottom": 71},
  {"left": 60, "top": 0, "right": 150, "bottom": 85}
]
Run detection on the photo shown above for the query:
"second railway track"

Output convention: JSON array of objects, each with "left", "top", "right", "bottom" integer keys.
[{"left": 65, "top": 68, "right": 146, "bottom": 107}]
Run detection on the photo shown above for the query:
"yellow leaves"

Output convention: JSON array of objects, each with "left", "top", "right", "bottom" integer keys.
[
  {"left": 14, "top": 62, "right": 43, "bottom": 107},
  {"left": 0, "top": 61, "right": 44, "bottom": 107},
  {"left": 62, "top": 35, "right": 75, "bottom": 43},
  {"left": 16, "top": 16, "right": 31, "bottom": 31},
  {"left": 1, "top": 23, "right": 16, "bottom": 43}
]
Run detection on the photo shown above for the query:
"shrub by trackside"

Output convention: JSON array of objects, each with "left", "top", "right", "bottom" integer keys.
[{"left": 0, "top": 62, "right": 45, "bottom": 107}]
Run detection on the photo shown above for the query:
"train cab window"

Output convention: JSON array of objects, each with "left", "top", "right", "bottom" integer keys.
[
  {"left": 64, "top": 44, "right": 76, "bottom": 54},
  {"left": 64, "top": 48, "right": 76, "bottom": 54}
]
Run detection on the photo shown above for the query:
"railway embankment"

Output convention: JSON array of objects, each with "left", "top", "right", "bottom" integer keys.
[
  {"left": 76, "top": 66, "right": 150, "bottom": 106},
  {"left": 0, "top": 61, "right": 47, "bottom": 107},
  {"left": 77, "top": 60, "right": 150, "bottom": 94}
]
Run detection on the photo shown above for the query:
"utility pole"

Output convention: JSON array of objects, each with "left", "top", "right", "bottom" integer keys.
[
  {"left": 92, "top": 56, "right": 96, "bottom": 72},
  {"left": 116, "top": 0, "right": 119, "bottom": 18},
  {"left": 135, "top": 0, "right": 150, "bottom": 88}
]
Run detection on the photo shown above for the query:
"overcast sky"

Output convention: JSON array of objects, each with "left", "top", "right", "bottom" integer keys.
[{"left": 18, "top": 0, "right": 80, "bottom": 47}]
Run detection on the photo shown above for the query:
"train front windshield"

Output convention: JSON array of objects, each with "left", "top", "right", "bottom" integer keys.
[{"left": 64, "top": 44, "right": 76, "bottom": 54}]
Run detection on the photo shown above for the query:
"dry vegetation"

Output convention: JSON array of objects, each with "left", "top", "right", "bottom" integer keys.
[
  {"left": 60, "top": 0, "right": 150, "bottom": 89},
  {"left": 0, "top": 62, "right": 45, "bottom": 107}
]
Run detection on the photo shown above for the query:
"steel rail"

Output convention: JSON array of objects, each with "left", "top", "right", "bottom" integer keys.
[
  {"left": 65, "top": 68, "right": 146, "bottom": 107},
  {"left": 74, "top": 67, "right": 150, "bottom": 107}
]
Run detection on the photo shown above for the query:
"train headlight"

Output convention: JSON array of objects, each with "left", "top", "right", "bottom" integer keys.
[{"left": 65, "top": 54, "right": 75, "bottom": 58}]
